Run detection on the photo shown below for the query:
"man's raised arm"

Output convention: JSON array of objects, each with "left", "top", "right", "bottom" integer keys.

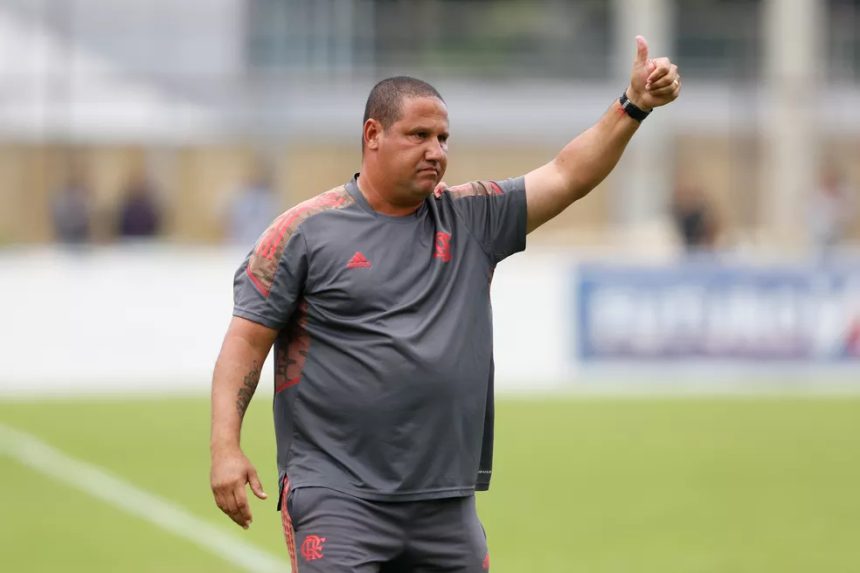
[
  {"left": 524, "top": 36, "right": 681, "bottom": 233},
  {"left": 209, "top": 316, "right": 278, "bottom": 529}
]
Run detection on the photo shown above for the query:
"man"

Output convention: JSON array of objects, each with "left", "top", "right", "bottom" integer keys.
[{"left": 211, "top": 36, "right": 680, "bottom": 572}]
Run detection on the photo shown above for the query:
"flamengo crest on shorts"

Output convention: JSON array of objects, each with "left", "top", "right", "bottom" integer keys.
[{"left": 301, "top": 534, "right": 326, "bottom": 561}]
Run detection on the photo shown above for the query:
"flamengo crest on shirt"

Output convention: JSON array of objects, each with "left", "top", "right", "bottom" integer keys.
[
  {"left": 346, "top": 251, "right": 372, "bottom": 269},
  {"left": 434, "top": 231, "right": 452, "bottom": 262}
]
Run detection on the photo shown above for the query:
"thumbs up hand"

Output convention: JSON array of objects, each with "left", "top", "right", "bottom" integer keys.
[{"left": 627, "top": 35, "right": 680, "bottom": 111}]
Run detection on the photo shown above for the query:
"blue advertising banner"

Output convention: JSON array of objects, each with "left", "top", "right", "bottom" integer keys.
[{"left": 576, "top": 262, "right": 860, "bottom": 362}]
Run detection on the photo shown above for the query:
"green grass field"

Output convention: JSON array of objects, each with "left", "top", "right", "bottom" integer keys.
[{"left": 1, "top": 395, "right": 859, "bottom": 572}]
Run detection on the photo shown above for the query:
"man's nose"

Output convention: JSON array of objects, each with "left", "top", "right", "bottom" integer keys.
[{"left": 425, "top": 139, "right": 445, "bottom": 161}]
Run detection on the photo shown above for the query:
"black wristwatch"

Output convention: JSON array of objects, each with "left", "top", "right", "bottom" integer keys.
[{"left": 619, "top": 91, "right": 651, "bottom": 122}]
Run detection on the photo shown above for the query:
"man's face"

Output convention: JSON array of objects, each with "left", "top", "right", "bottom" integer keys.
[{"left": 376, "top": 96, "right": 449, "bottom": 201}]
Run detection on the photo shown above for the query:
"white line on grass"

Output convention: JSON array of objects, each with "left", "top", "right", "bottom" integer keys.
[{"left": 0, "top": 422, "right": 288, "bottom": 573}]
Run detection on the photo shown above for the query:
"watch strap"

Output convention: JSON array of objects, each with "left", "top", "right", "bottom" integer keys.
[{"left": 619, "top": 91, "right": 651, "bottom": 122}]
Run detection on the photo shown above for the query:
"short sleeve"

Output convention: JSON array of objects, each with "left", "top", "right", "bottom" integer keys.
[
  {"left": 445, "top": 176, "right": 527, "bottom": 263},
  {"left": 233, "top": 225, "right": 308, "bottom": 330}
]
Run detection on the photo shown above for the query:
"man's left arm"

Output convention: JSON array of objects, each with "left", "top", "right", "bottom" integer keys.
[{"left": 524, "top": 35, "right": 681, "bottom": 233}]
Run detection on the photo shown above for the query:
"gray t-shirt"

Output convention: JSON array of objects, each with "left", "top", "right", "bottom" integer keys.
[{"left": 233, "top": 175, "right": 527, "bottom": 501}]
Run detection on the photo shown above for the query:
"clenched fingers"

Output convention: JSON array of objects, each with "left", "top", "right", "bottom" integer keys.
[
  {"left": 647, "top": 83, "right": 679, "bottom": 99},
  {"left": 646, "top": 58, "right": 674, "bottom": 86},
  {"left": 647, "top": 65, "right": 679, "bottom": 90}
]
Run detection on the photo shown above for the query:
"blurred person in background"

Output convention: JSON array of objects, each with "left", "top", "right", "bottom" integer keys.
[
  {"left": 809, "top": 166, "right": 856, "bottom": 255},
  {"left": 671, "top": 180, "right": 720, "bottom": 253},
  {"left": 226, "top": 163, "right": 279, "bottom": 246},
  {"left": 50, "top": 164, "right": 93, "bottom": 245},
  {"left": 210, "top": 36, "right": 680, "bottom": 572},
  {"left": 116, "top": 171, "right": 163, "bottom": 239}
]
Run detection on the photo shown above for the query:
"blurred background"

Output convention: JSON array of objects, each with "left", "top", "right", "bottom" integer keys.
[
  {"left": 2, "top": 0, "right": 859, "bottom": 391},
  {"left": 1, "top": 1, "right": 860, "bottom": 572}
]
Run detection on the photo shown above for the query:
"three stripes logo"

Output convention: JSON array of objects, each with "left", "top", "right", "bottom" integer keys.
[{"left": 346, "top": 251, "right": 372, "bottom": 269}]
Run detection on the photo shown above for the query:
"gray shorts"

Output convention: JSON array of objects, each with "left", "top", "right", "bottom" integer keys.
[{"left": 280, "top": 478, "right": 490, "bottom": 572}]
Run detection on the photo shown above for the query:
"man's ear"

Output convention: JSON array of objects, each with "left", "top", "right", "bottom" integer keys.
[{"left": 364, "top": 119, "right": 382, "bottom": 151}]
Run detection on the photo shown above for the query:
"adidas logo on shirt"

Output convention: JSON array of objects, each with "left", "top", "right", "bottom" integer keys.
[{"left": 346, "top": 251, "right": 372, "bottom": 269}]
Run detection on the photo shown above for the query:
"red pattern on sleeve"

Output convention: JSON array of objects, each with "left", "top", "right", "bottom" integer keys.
[
  {"left": 246, "top": 186, "right": 353, "bottom": 297},
  {"left": 446, "top": 180, "right": 505, "bottom": 199}
]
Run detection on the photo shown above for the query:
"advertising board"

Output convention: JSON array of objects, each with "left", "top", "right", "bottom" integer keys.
[{"left": 577, "top": 262, "right": 860, "bottom": 362}]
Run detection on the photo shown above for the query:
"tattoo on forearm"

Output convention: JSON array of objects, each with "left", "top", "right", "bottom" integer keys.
[{"left": 235, "top": 360, "right": 261, "bottom": 418}]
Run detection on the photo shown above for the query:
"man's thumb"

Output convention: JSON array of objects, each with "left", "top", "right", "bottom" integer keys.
[
  {"left": 249, "top": 471, "right": 268, "bottom": 500},
  {"left": 635, "top": 35, "right": 649, "bottom": 65}
]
